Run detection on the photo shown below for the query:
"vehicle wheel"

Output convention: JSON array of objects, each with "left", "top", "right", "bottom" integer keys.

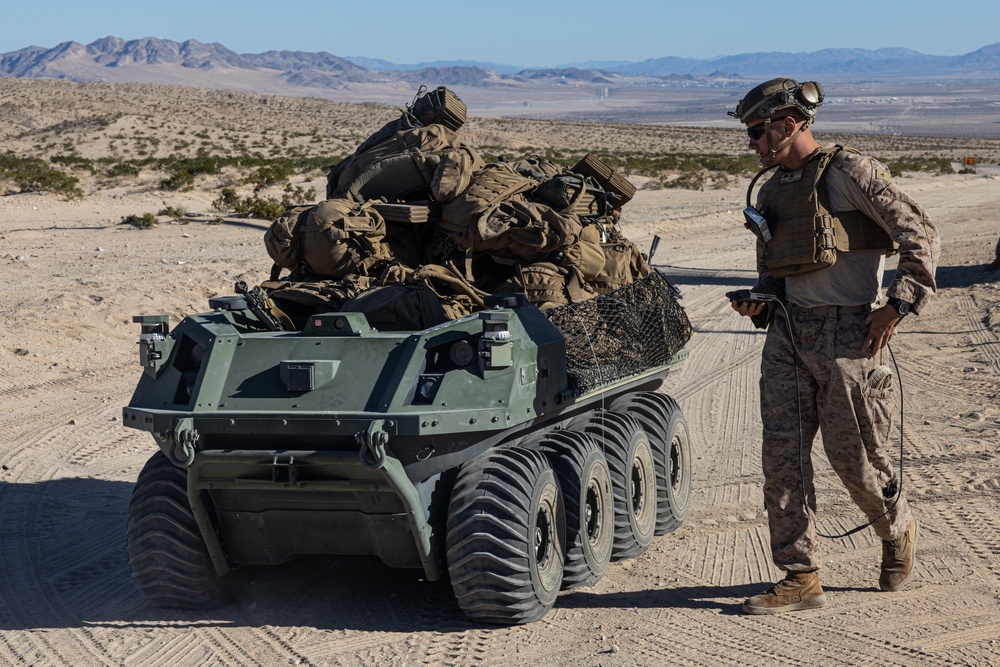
[
  {"left": 446, "top": 446, "right": 565, "bottom": 624},
  {"left": 528, "top": 430, "right": 613, "bottom": 589},
  {"left": 611, "top": 392, "right": 692, "bottom": 534},
  {"left": 569, "top": 411, "right": 656, "bottom": 560},
  {"left": 126, "top": 451, "right": 236, "bottom": 608}
]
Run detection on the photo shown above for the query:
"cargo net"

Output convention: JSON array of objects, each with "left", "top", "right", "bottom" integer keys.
[{"left": 545, "top": 271, "right": 692, "bottom": 395}]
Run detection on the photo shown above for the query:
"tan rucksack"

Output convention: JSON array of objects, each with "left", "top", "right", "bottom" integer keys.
[
  {"left": 476, "top": 199, "right": 584, "bottom": 265},
  {"left": 293, "top": 199, "right": 394, "bottom": 279},
  {"left": 264, "top": 205, "right": 312, "bottom": 276},
  {"left": 558, "top": 223, "right": 606, "bottom": 282},
  {"left": 331, "top": 124, "right": 484, "bottom": 204},
  {"left": 325, "top": 111, "right": 424, "bottom": 199}
]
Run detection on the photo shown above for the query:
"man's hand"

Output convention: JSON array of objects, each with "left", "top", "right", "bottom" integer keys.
[
  {"left": 730, "top": 299, "right": 768, "bottom": 318},
  {"left": 862, "top": 305, "right": 902, "bottom": 357}
]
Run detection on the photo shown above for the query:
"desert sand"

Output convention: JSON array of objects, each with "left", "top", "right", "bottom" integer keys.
[{"left": 1, "top": 80, "right": 999, "bottom": 666}]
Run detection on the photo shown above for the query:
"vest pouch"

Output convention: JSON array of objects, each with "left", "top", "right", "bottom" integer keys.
[
  {"left": 518, "top": 262, "right": 572, "bottom": 311},
  {"left": 592, "top": 240, "right": 649, "bottom": 293},
  {"left": 438, "top": 163, "right": 538, "bottom": 245},
  {"left": 766, "top": 212, "right": 838, "bottom": 278}
]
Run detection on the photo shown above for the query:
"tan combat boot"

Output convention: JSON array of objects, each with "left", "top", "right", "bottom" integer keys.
[
  {"left": 880, "top": 516, "right": 918, "bottom": 592},
  {"left": 742, "top": 571, "right": 827, "bottom": 615}
]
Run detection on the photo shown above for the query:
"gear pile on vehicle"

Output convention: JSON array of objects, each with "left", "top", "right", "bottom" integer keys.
[
  {"left": 258, "top": 86, "right": 650, "bottom": 332},
  {"left": 123, "top": 85, "right": 694, "bottom": 625}
]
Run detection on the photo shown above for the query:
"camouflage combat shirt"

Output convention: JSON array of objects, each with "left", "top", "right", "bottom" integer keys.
[{"left": 754, "top": 145, "right": 940, "bottom": 313}]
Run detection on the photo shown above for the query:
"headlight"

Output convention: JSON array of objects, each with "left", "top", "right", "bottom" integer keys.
[
  {"left": 418, "top": 376, "right": 441, "bottom": 401},
  {"left": 449, "top": 340, "right": 475, "bottom": 367},
  {"left": 191, "top": 344, "right": 205, "bottom": 367}
]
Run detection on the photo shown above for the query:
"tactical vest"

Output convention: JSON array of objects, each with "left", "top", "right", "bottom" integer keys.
[{"left": 762, "top": 146, "right": 895, "bottom": 278}]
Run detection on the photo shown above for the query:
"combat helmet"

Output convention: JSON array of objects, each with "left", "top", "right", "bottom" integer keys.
[{"left": 728, "top": 78, "right": 825, "bottom": 124}]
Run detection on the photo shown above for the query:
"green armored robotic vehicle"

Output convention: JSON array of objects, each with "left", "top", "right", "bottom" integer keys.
[{"left": 124, "top": 271, "right": 691, "bottom": 624}]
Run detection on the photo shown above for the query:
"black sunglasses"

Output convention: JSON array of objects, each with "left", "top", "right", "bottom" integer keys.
[{"left": 746, "top": 116, "right": 791, "bottom": 141}]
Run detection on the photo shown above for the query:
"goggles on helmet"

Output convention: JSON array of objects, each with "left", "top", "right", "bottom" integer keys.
[{"left": 728, "top": 79, "right": 825, "bottom": 124}]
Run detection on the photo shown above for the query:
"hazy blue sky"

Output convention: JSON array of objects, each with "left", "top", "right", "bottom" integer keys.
[{"left": 2, "top": 0, "right": 997, "bottom": 66}]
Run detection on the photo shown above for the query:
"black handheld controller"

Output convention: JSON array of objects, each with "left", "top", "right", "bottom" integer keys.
[{"left": 726, "top": 289, "right": 776, "bottom": 303}]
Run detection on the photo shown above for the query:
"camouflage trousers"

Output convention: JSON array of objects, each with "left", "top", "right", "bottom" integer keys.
[{"left": 759, "top": 305, "right": 911, "bottom": 572}]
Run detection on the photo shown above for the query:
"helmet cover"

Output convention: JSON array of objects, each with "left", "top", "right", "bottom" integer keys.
[{"left": 729, "top": 78, "right": 824, "bottom": 124}]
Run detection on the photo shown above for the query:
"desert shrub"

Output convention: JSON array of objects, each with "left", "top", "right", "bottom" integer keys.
[
  {"left": 0, "top": 152, "right": 83, "bottom": 199},
  {"left": 121, "top": 213, "right": 158, "bottom": 229},
  {"left": 160, "top": 171, "right": 195, "bottom": 191},
  {"left": 663, "top": 169, "right": 708, "bottom": 191},
  {"left": 158, "top": 156, "right": 223, "bottom": 191},
  {"left": 213, "top": 187, "right": 242, "bottom": 211},
  {"left": 51, "top": 154, "right": 97, "bottom": 173},
  {"left": 245, "top": 160, "right": 296, "bottom": 189},
  {"left": 882, "top": 156, "right": 954, "bottom": 176},
  {"left": 158, "top": 205, "right": 183, "bottom": 218},
  {"left": 105, "top": 161, "right": 143, "bottom": 178},
  {"left": 212, "top": 187, "right": 288, "bottom": 220},
  {"left": 282, "top": 181, "right": 315, "bottom": 204},
  {"left": 157, "top": 204, "right": 189, "bottom": 221}
]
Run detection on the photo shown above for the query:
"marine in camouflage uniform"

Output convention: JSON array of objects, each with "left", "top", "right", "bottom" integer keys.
[{"left": 727, "top": 78, "right": 940, "bottom": 614}]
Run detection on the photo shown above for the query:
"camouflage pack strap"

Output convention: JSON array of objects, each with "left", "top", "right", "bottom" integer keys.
[
  {"left": 411, "top": 263, "right": 488, "bottom": 308},
  {"left": 375, "top": 260, "right": 413, "bottom": 286}
]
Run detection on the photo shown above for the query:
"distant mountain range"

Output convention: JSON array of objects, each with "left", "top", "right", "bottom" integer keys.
[
  {"left": 2, "top": 37, "right": 999, "bottom": 94},
  {"left": 565, "top": 44, "right": 1000, "bottom": 78}
]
